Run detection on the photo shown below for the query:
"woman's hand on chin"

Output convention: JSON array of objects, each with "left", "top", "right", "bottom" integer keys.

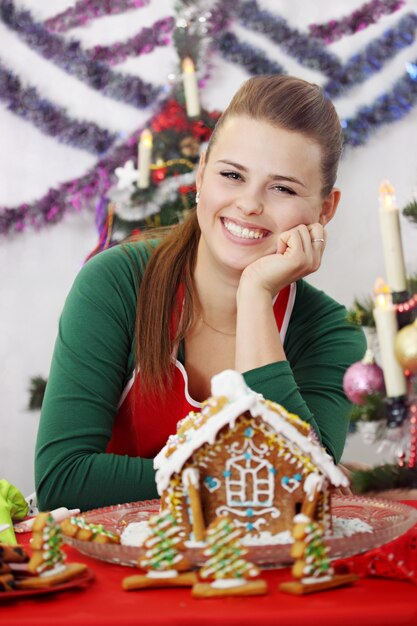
[{"left": 238, "top": 223, "right": 327, "bottom": 297}]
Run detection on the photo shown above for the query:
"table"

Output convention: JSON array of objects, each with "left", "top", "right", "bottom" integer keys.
[{"left": 2, "top": 501, "right": 417, "bottom": 626}]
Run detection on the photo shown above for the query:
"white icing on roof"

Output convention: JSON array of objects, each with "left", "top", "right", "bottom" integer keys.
[{"left": 154, "top": 370, "right": 348, "bottom": 494}]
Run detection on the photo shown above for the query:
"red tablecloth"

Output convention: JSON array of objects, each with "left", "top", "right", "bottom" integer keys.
[{"left": 2, "top": 501, "right": 417, "bottom": 626}]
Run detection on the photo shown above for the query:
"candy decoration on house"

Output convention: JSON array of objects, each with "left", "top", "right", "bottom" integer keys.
[
  {"left": 192, "top": 516, "right": 267, "bottom": 598},
  {"left": 154, "top": 370, "right": 348, "bottom": 543},
  {"left": 280, "top": 492, "right": 358, "bottom": 595},
  {"left": 122, "top": 509, "right": 197, "bottom": 590}
]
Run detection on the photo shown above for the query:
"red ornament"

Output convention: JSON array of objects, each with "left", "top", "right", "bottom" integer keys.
[
  {"left": 178, "top": 184, "right": 196, "bottom": 195},
  {"left": 343, "top": 349, "right": 385, "bottom": 405},
  {"left": 151, "top": 99, "right": 188, "bottom": 133},
  {"left": 190, "top": 120, "right": 212, "bottom": 142},
  {"left": 151, "top": 167, "right": 167, "bottom": 184}
]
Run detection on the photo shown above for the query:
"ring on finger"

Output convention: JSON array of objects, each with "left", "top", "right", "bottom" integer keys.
[{"left": 312, "top": 238, "right": 325, "bottom": 243}]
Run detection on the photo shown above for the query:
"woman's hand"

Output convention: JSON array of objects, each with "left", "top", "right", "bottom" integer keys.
[{"left": 239, "top": 223, "right": 327, "bottom": 297}]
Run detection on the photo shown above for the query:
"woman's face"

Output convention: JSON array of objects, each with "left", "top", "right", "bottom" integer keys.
[{"left": 196, "top": 115, "right": 338, "bottom": 275}]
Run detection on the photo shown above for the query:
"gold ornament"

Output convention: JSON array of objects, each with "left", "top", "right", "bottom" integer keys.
[
  {"left": 394, "top": 319, "right": 417, "bottom": 374},
  {"left": 180, "top": 136, "right": 200, "bottom": 158}
]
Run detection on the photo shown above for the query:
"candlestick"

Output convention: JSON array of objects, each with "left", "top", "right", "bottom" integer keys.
[
  {"left": 378, "top": 180, "right": 407, "bottom": 292},
  {"left": 373, "top": 285, "right": 407, "bottom": 398},
  {"left": 182, "top": 57, "right": 200, "bottom": 118},
  {"left": 137, "top": 129, "right": 153, "bottom": 189}
]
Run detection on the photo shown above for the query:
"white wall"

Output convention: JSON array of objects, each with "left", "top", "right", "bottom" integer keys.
[{"left": 1, "top": 0, "right": 417, "bottom": 496}]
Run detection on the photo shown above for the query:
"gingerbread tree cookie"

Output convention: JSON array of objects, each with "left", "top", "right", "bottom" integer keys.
[
  {"left": 280, "top": 513, "right": 358, "bottom": 595},
  {"left": 192, "top": 516, "right": 267, "bottom": 598},
  {"left": 122, "top": 509, "right": 197, "bottom": 590},
  {"left": 16, "top": 512, "right": 87, "bottom": 589},
  {"left": 61, "top": 516, "right": 120, "bottom": 543}
]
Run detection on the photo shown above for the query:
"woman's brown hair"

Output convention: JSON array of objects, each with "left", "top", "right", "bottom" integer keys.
[{"left": 136, "top": 74, "right": 344, "bottom": 395}]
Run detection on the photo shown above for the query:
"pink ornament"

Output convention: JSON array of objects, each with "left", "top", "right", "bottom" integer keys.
[{"left": 343, "top": 350, "right": 385, "bottom": 405}]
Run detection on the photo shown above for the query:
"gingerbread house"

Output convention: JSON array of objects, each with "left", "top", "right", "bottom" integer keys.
[{"left": 154, "top": 370, "right": 347, "bottom": 541}]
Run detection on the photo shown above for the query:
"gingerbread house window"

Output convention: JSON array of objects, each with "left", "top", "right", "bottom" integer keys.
[{"left": 224, "top": 455, "right": 274, "bottom": 508}]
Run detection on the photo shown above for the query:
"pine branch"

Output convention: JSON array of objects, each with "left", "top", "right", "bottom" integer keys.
[
  {"left": 351, "top": 464, "right": 417, "bottom": 493},
  {"left": 348, "top": 394, "right": 386, "bottom": 423},
  {"left": 403, "top": 199, "right": 417, "bottom": 225},
  {"left": 28, "top": 376, "right": 47, "bottom": 410}
]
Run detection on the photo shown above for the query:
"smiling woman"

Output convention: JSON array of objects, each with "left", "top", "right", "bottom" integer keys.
[{"left": 35, "top": 75, "right": 366, "bottom": 511}]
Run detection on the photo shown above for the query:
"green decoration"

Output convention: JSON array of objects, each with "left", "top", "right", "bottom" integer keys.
[
  {"left": 0, "top": 480, "right": 28, "bottom": 545},
  {"left": 351, "top": 464, "right": 417, "bottom": 494},
  {"left": 28, "top": 376, "right": 47, "bottom": 410},
  {"left": 346, "top": 296, "right": 375, "bottom": 328},
  {"left": 349, "top": 393, "right": 386, "bottom": 423},
  {"left": 402, "top": 198, "right": 417, "bottom": 225}
]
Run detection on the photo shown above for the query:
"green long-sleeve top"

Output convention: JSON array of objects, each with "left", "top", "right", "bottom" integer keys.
[{"left": 35, "top": 241, "right": 366, "bottom": 512}]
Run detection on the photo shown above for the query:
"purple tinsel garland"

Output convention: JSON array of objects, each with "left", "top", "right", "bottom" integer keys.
[
  {"left": 0, "top": 61, "right": 117, "bottom": 155},
  {"left": 309, "top": 0, "right": 405, "bottom": 45},
  {"left": 44, "top": 0, "right": 150, "bottom": 33},
  {"left": 216, "top": 31, "right": 285, "bottom": 76},
  {"left": 324, "top": 13, "right": 417, "bottom": 98},
  {"left": 0, "top": 1, "right": 162, "bottom": 109},
  {"left": 85, "top": 16, "right": 174, "bottom": 65},
  {"left": 235, "top": 0, "right": 343, "bottom": 76},
  {"left": 0, "top": 123, "right": 141, "bottom": 236},
  {"left": 218, "top": 8, "right": 417, "bottom": 102},
  {"left": 341, "top": 60, "right": 417, "bottom": 147},
  {"left": 2, "top": 61, "right": 416, "bottom": 236}
]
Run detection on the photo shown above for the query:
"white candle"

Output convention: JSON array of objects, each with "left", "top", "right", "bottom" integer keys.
[
  {"left": 137, "top": 129, "right": 153, "bottom": 189},
  {"left": 378, "top": 180, "right": 407, "bottom": 292},
  {"left": 373, "top": 288, "right": 407, "bottom": 397},
  {"left": 182, "top": 57, "right": 200, "bottom": 118}
]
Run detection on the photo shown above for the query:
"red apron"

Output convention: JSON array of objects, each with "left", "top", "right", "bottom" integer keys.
[{"left": 106, "top": 283, "right": 296, "bottom": 459}]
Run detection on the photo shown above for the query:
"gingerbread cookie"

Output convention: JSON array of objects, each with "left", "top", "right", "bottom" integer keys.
[
  {"left": 61, "top": 516, "right": 120, "bottom": 544},
  {"left": 192, "top": 516, "right": 267, "bottom": 598},
  {"left": 122, "top": 509, "right": 197, "bottom": 590},
  {"left": 15, "top": 513, "right": 87, "bottom": 589}
]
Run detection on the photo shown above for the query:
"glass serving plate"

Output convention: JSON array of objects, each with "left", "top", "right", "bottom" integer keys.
[{"left": 63, "top": 496, "right": 417, "bottom": 569}]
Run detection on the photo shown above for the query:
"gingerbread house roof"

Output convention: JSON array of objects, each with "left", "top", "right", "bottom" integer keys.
[{"left": 154, "top": 370, "right": 348, "bottom": 494}]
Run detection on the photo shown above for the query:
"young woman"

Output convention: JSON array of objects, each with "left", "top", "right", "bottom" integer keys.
[{"left": 35, "top": 75, "right": 366, "bottom": 511}]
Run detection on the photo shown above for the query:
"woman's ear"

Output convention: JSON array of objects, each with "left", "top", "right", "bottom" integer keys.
[
  {"left": 319, "top": 188, "right": 341, "bottom": 226},
  {"left": 195, "top": 150, "right": 206, "bottom": 193}
]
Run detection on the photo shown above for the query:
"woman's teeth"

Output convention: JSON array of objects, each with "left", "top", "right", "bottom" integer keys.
[{"left": 222, "top": 218, "right": 267, "bottom": 239}]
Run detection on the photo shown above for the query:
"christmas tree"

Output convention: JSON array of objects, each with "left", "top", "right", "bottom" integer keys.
[{"left": 345, "top": 184, "right": 417, "bottom": 493}]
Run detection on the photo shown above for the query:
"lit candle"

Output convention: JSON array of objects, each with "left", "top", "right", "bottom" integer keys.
[
  {"left": 373, "top": 282, "right": 407, "bottom": 398},
  {"left": 137, "top": 129, "right": 153, "bottom": 189},
  {"left": 182, "top": 57, "right": 200, "bottom": 118},
  {"left": 378, "top": 180, "right": 407, "bottom": 292}
]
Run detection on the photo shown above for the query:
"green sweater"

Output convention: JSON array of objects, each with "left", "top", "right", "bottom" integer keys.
[{"left": 35, "top": 242, "right": 366, "bottom": 511}]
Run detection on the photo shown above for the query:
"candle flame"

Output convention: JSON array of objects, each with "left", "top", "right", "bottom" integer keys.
[
  {"left": 182, "top": 57, "right": 195, "bottom": 74},
  {"left": 140, "top": 129, "right": 153, "bottom": 147},
  {"left": 379, "top": 179, "right": 396, "bottom": 210},
  {"left": 374, "top": 277, "right": 390, "bottom": 295},
  {"left": 374, "top": 278, "right": 392, "bottom": 308}
]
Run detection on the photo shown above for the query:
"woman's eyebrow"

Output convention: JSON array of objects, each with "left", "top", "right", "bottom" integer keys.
[{"left": 216, "top": 160, "right": 306, "bottom": 188}]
